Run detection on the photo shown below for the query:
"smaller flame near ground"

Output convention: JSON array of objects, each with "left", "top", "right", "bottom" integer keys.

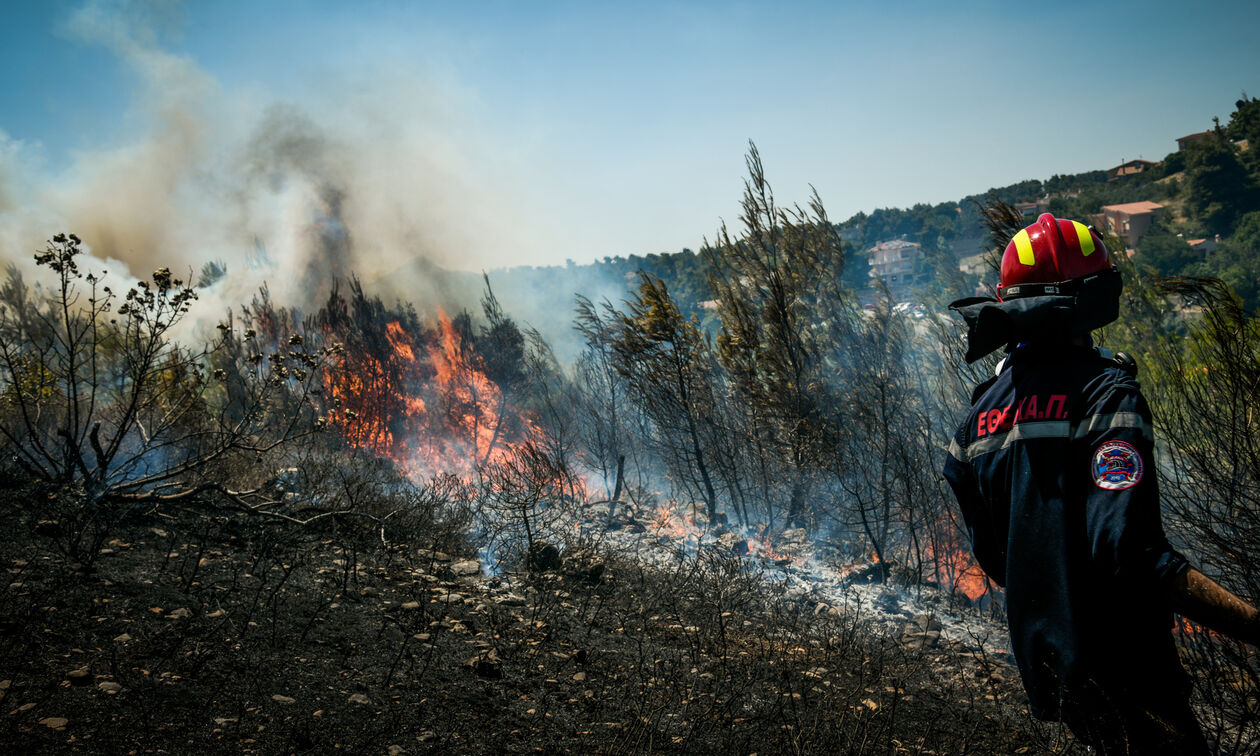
[
  {"left": 745, "top": 531, "right": 794, "bottom": 563},
  {"left": 650, "top": 504, "right": 702, "bottom": 541},
  {"left": 932, "top": 543, "right": 989, "bottom": 602}
]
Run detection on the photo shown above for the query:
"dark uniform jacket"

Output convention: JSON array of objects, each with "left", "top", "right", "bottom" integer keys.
[{"left": 942, "top": 342, "right": 1190, "bottom": 720}]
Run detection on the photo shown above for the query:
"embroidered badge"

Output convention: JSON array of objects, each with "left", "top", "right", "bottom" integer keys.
[{"left": 1092, "top": 440, "right": 1144, "bottom": 490}]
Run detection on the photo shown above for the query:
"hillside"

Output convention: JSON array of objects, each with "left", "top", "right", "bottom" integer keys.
[{"left": 5, "top": 99, "right": 1260, "bottom": 756}]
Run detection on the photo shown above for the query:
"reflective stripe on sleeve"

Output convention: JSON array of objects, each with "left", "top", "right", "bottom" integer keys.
[
  {"left": 950, "top": 412, "right": 1152, "bottom": 462},
  {"left": 948, "top": 437, "right": 966, "bottom": 462},
  {"left": 1071, "top": 411, "right": 1149, "bottom": 440}
]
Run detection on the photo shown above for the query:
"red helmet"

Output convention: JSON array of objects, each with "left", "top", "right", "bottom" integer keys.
[{"left": 998, "top": 213, "right": 1112, "bottom": 299}]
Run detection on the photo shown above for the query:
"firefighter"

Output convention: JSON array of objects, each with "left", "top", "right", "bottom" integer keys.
[{"left": 942, "top": 213, "right": 1260, "bottom": 754}]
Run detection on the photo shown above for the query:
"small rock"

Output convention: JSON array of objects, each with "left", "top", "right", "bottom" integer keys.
[
  {"left": 271, "top": 695, "right": 295, "bottom": 704},
  {"left": 388, "top": 746, "right": 405, "bottom": 756},
  {"left": 433, "top": 593, "right": 464, "bottom": 604},
  {"left": 572, "top": 672, "right": 587, "bottom": 682},
  {"left": 168, "top": 608, "right": 192, "bottom": 620},
  {"left": 214, "top": 717, "right": 238, "bottom": 726},
  {"left": 781, "top": 527, "right": 808, "bottom": 543},
  {"left": 450, "top": 560, "right": 480, "bottom": 577},
  {"left": 418, "top": 730, "right": 436, "bottom": 742},
  {"left": 348, "top": 693, "right": 370, "bottom": 705},
  {"left": 113, "top": 633, "right": 132, "bottom": 643},
  {"left": 67, "top": 667, "right": 91, "bottom": 685},
  {"left": 412, "top": 633, "right": 431, "bottom": 642},
  {"left": 526, "top": 542, "right": 562, "bottom": 572},
  {"left": 399, "top": 601, "right": 421, "bottom": 611},
  {"left": 40, "top": 716, "right": 68, "bottom": 729},
  {"left": 912, "top": 613, "right": 943, "bottom": 632},
  {"left": 496, "top": 594, "right": 526, "bottom": 607},
  {"left": 97, "top": 682, "right": 122, "bottom": 694}
]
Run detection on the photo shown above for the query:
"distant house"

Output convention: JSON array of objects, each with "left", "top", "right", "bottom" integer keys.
[
  {"left": 1100, "top": 201, "right": 1164, "bottom": 248},
  {"left": 868, "top": 239, "right": 922, "bottom": 290},
  {"left": 1014, "top": 198, "right": 1054, "bottom": 218},
  {"left": 1108, "top": 159, "right": 1158, "bottom": 179},
  {"left": 958, "top": 252, "right": 990, "bottom": 278},
  {"left": 1176, "top": 131, "right": 1213, "bottom": 151},
  {"left": 1187, "top": 237, "right": 1219, "bottom": 256}
]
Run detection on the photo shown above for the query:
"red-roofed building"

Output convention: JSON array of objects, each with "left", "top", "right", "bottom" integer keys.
[
  {"left": 1100, "top": 201, "right": 1164, "bottom": 248},
  {"left": 1108, "top": 159, "right": 1158, "bottom": 179},
  {"left": 1176, "top": 132, "right": 1212, "bottom": 151},
  {"left": 1187, "top": 237, "right": 1218, "bottom": 256}
]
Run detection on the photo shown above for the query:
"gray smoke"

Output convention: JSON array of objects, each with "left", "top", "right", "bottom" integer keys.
[{"left": 0, "top": 0, "right": 539, "bottom": 324}]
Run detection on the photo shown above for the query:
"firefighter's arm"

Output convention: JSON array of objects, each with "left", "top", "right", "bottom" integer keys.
[
  {"left": 1079, "top": 374, "right": 1193, "bottom": 584},
  {"left": 1166, "top": 568, "right": 1260, "bottom": 646}
]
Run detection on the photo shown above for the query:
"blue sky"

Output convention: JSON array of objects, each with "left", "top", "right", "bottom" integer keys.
[{"left": 1, "top": 0, "right": 1257, "bottom": 279}]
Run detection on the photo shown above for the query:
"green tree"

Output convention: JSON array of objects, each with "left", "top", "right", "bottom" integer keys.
[
  {"left": 611, "top": 273, "right": 725, "bottom": 520},
  {"left": 1225, "top": 93, "right": 1260, "bottom": 179},
  {"left": 705, "top": 143, "right": 854, "bottom": 527},
  {"left": 1183, "top": 134, "right": 1260, "bottom": 234},
  {"left": 1135, "top": 219, "right": 1198, "bottom": 276}
]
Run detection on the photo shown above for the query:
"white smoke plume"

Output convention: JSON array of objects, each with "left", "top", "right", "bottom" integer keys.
[{"left": 0, "top": 0, "right": 536, "bottom": 325}]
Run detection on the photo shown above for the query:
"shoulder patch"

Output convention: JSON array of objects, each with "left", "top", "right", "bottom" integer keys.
[{"left": 1092, "top": 440, "right": 1144, "bottom": 490}]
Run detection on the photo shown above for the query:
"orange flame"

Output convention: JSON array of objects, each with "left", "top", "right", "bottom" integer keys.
[
  {"left": 322, "top": 311, "right": 547, "bottom": 482},
  {"left": 926, "top": 540, "right": 988, "bottom": 602},
  {"left": 650, "top": 504, "right": 702, "bottom": 540}
]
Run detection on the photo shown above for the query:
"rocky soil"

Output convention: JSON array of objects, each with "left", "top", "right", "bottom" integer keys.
[{"left": 0, "top": 488, "right": 1083, "bottom": 754}]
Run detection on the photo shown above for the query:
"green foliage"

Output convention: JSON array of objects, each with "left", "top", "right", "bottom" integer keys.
[
  {"left": 705, "top": 143, "right": 855, "bottom": 526},
  {"left": 1183, "top": 133, "right": 1260, "bottom": 234},
  {"left": 610, "top": 272, "right": 726, "bottom": 519},
  {"left": 1134, "top": 218, "right": 1199, "bottom": 276},
  {"left": 1225, "top": 93, "right": 1260, "bottom": 179}
]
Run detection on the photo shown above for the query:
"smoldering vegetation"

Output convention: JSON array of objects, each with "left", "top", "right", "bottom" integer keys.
[{"left": 0, "top": 156, "right": 1257, "bottom": 754}]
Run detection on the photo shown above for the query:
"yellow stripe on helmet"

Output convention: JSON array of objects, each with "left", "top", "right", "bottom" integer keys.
[
  {"left": 1013, "top": 229, "right": 1035, "bottom": 266},
  {"left": 1072, "top": 221, "right": 1095, "bottom": 256}
]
